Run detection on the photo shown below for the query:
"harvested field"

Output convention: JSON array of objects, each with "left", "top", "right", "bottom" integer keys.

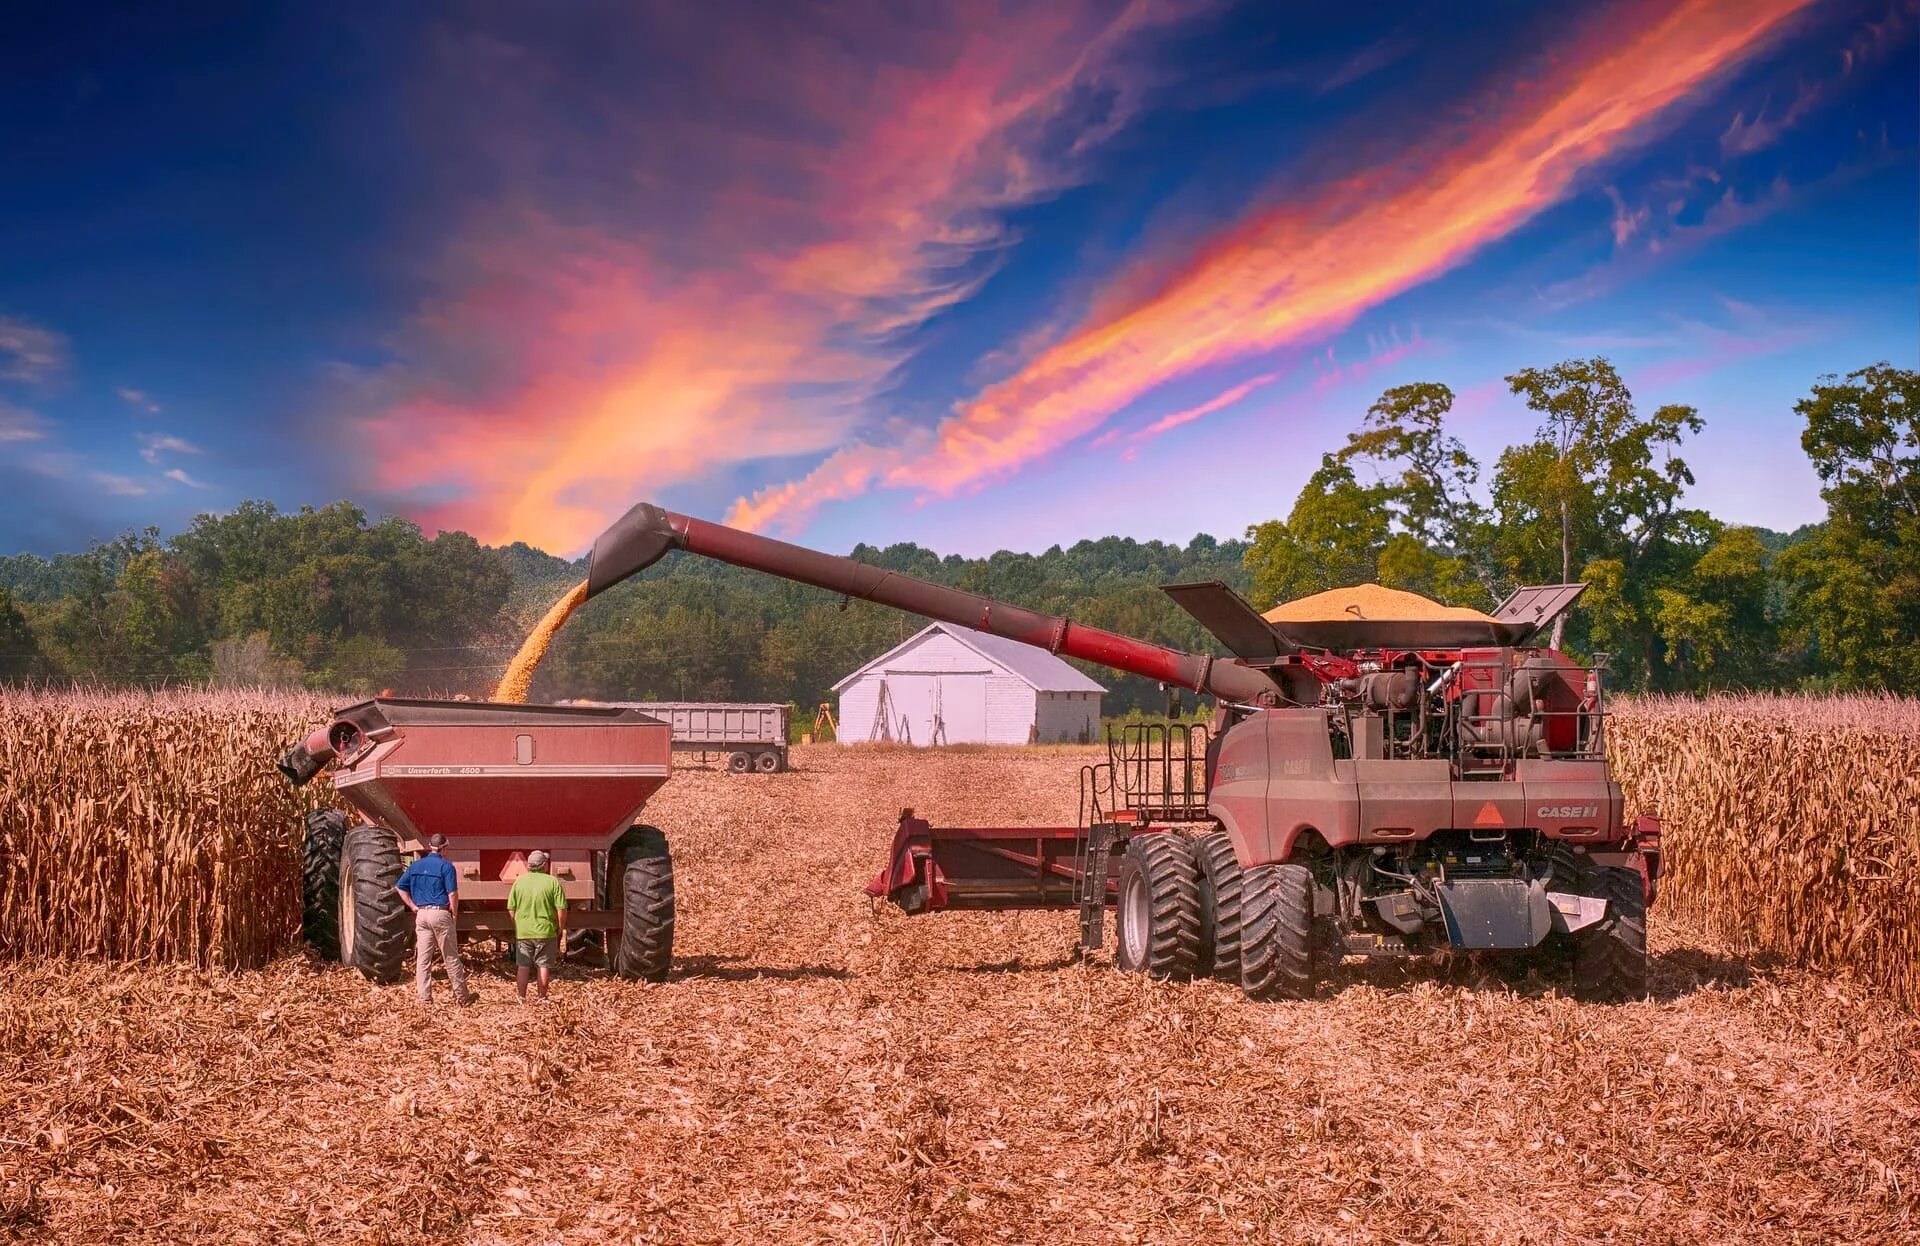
[{"left": 3, "top": 743, "right": 1916, "bottom": 1244}]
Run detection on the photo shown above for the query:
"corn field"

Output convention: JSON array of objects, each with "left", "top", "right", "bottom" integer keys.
[
  {"left": 1609, "top": 694, "right": 1920, "bottom": 1008},
  {"left": 0, "top": 689, "right": 1915, "bottom": 1005},
  {"left": 0, "top": 690, "right": 336, "bottom": 970}
]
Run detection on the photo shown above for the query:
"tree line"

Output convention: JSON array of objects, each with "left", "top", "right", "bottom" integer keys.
[{"left": 0, "top": 359, "right": 1912, "bottom": 706}]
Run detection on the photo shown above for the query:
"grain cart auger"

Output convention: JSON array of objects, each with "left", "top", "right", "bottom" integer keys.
[
  {"left": 280, "top": 700, "right": 676, "bottom": 983},
  {"left": 580, "top": 502, "right": 1664, "bottom": 1002}
]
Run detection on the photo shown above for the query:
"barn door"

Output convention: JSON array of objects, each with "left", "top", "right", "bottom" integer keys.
[{"left": 887, "top": 672, "right": 987, "bottom": 745}]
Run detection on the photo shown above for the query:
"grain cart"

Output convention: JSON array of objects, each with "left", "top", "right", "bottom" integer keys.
[
  {"left": 577, "top": 502, "right": 1662, "bottom": 1001},
  {"left": 280, "top": 699, "right": 675, "bottom": 982}
]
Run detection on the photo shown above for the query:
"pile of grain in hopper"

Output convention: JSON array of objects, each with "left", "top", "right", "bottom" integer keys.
[{"left": 1263, "top": 582, "right": 1495, "bottom": 624}]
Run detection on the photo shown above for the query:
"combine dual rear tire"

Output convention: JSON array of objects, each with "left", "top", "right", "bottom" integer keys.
[
  {"left": 339, "top": 824, "right": 409, "bottom": 984},
  {"left": 301, "top": 810, "right": 347, "bottom": 960},
  {"left": 612, "top": 825, "right": 675, "bottom": 982},
  {"left": 1548, "top": 849, "right": 1649, "bottom": 1001},
  {"left": 1194, "top": 830, "right": 1246, "bottom": 983},
  {"left": 1239, "top": 863, "right": 1318, "bottom": 1001},
  {"left": 1113, "top": 833, "right": 1202, "bottom": 980}
]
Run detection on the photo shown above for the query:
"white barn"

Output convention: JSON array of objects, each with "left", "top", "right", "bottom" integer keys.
[{"left": 833, "top": 623, "right": 1105, "bottom": 746}]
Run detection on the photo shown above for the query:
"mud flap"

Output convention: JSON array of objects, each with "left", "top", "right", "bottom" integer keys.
[{"left": 1434, "top": 879, "right": 1554, "bottom": 949}]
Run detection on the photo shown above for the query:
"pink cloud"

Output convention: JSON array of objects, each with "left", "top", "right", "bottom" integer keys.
[
  {"left": 360, "top": 2, "right": 1216, "bottom": 552},
  {"left": 733, "top": 0, "right": 1815, "bottom": 532}
]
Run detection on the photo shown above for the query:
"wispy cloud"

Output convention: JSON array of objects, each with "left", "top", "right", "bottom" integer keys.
[
  {"left": 137, "top": 432, "right": 202, "bottom": 466},
  {"left": 1632, "top": 296, "right": 1829, "bottom": 387},
  {"left": 0, "top": 316, "right": 70, "bottom": 385},
  {"left": 163, "top": 467, "right": 212, "bottom": 489},
  {"left": 1720, "top": 2, "right": 1913, "bottom": 155},
  {"left": 1130, "top": 371, "right": 1283, "bottom": 443},
  {"left": 116, "top": 386, "right": 162, "bottom": 415},
  {"left": 731, "top": 0, "right": 1815, "bottom": 532},
  {"left": 1307, "top": 332, "right": 1429, "bottom": 396},
  {"left": 90, "top": 471, "right": 148, "bottom": 497},
  {"left": 361, "top": 1, "right": 1218, "bottom": 552},
  {"left": 0, "top": 402, "right": 52, "bottom": 443}
]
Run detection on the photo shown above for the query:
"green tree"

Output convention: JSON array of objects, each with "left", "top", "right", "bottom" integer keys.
[
  {"left": 1648, "top": 525, "right": 1775, "bottom": 687},
  {"left": 1244, "top": 456, "right": 1390, "bottom": 607},
  {"left": 1335, "top": 382, "right": 1497, "bottom": 603},
  {"left": 1499, "top": 358, "right": 1711, "bottom": 673},
  {"left": 1777, "top": 363, "right": 1919, "bottom": 691},
  {"left": 0, "top": 588, "right": 41, "bottom": 681}
]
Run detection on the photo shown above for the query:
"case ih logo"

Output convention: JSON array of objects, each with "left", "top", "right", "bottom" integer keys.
[{"left": 1537, "top": 804, "right": 1599, "bottom": 820}]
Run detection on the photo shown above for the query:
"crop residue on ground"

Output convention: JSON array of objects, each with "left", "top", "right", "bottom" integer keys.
[{"left": 1, "top": 745, "right": 1914, "bottom": 1244}]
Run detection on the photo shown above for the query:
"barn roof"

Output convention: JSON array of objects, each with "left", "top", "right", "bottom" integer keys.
[{"left": 832, "top": 623, "right": 1106, "bottom": 694}]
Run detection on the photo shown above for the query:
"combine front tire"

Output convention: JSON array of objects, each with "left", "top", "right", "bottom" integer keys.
[
  {"left": 1239, "top": 863, "right": 1318, "bottom": 1001},
  {"left": 1550, "top": 850, "right": 1649, "bottom": 1001},
  {"left": 339, "top": 824, "right": 408, "bottom": 984},
  {"left": 612, "top": 825, "right": 675, "bottom": 982},
  {"left": 301, "top": 809, "right": 346, "bottom": 960},
  {"left": 1113, "top": 833, "right": 1202, "bottom": 980},
  {"left": 1194, "top": 829, "right": 1246, "bottom": 983}
]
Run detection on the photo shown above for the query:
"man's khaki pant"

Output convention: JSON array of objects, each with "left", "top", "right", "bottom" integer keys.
[{"left": 414, "top": 908, "right": 471, "bottom": 1002}]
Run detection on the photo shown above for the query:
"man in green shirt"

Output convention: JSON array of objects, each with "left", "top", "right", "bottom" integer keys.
[{"left": 506, "top": 850, "right": 569, "bottom": 1002}]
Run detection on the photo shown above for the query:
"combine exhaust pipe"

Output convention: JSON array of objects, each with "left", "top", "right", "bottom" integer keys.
[{"left": 585, "top": 503, "right": 1286, "bottom": 706}]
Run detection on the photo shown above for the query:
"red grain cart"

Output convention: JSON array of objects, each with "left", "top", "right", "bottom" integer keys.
[{"left": 281, "top": 699, "right": 675, "bottom": 982}]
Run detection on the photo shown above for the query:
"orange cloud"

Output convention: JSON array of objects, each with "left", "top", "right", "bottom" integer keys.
[
  {"left": 1131, "top": 371, "right": 1282, "bottom": 442},
  {"left": 365, "top": 3, "right": 1206, "bottom": 552},
  {"left": 731, "top": 0, "right": 1814, "bottom": 533}
]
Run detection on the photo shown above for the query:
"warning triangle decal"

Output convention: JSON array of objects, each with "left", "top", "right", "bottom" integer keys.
[{"left": 1472, "top": 802, "right": 1505, "bottom": 827}]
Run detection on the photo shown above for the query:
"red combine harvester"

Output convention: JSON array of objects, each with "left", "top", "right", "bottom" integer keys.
[
  {"left": 576, "top": 502, "right": 1661, "bottom": 1001},
  {"left": 280, "top": 700, "right": 675, "bottom": 982}
]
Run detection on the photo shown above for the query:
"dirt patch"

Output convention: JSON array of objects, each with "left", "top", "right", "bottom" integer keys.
[{"left": 1, "top": 747, "right": 1914, "bottom": 1243}]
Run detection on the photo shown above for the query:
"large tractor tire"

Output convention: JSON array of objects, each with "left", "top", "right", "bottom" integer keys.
[
  {"left": 1239, "top": 863, "right": 1319, "bottom": 1001},
  {"left": 1547, "top": 849, "right": 1648, "bottom": 1001},
  {"left": 1113, "top": 833, "right": 1202, "bottom": 980},
  {"left": 611, "top": 825, "right": 675, "bottom": 982},
  {"left": 1194, "top": 829, "right": 1246, "bottom": 983},
  {"left": 301, "top": 809, "right": 347, "bottom": 960},
  {"left": 338, "top": 824, "right": 409, "bottom": 984}
]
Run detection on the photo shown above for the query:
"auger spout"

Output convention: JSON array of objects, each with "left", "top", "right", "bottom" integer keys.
[{"left": 584, "top": 502, "right": 1285, "bottom": 705}]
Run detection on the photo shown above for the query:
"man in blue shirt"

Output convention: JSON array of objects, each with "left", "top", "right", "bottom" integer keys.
[{"left": 394, "top": 833, "right": 475, "bottom": 1005}]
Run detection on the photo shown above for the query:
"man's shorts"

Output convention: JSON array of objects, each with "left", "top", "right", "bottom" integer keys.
[{"left": 515, "top": 937, "right": 558, "bottom": 969}]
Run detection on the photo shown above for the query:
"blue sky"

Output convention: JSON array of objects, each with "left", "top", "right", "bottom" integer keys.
[{"left": 0, "top": 0, "right": 1914, "bottom": 557}]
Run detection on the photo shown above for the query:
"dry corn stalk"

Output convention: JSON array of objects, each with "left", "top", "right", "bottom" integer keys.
[
  {"left": 1611, "top": 694, "right": 1920, "bottom": 1008},
  {"left": 0, "top": 689, "right": 340, "bottom": 970}
]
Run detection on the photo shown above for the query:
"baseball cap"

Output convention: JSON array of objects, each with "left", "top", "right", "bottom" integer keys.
[
  {"left": 427, "top": 833, "right": 448, "bottom": 849},
  {"left": 527, "top": 849, "right": 550, "bottom": 869}
]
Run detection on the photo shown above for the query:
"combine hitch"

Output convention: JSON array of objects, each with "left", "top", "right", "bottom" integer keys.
[
  {"left": 866, "top": 725, "right": 1212, "bottom": 954},
  {"left": 865, "top": 810, "right": 1099, "bottom": 916}
]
